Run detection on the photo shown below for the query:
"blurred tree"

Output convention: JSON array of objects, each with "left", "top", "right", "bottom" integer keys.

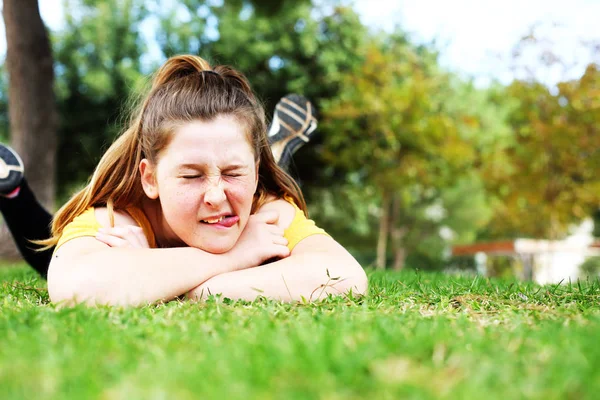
[
  {"left": 53, "top": 0, "right": 147, "bottom": 199},
  {"left": 479, "top": 24, "right": 600, "bottom": 240},
  {"left": 418, "top": 78, "right": 514, "bottom": 260},
  {"left": 485, "top": 65, "right": 600, "bottom": 239},
  {"left": 2, "top": 0, "right": 57, "bottom": 208},
  {"left": 155, "top": 0, "right": 364, "bottom": 105},
  {"left": 1, "top": 0, "right": 57, "bottom": 258},
  {"left": 321, "top": 37, "right": 482, "bottom": 270},
  {"left": 579, "top": 256, "right": 600, "bottom": 278},
  {"left": 0, "top": 64, "right": 8, "bottom": 142},
  {"left": 593, "top": 209, "right": 600, "bottom": 238}
]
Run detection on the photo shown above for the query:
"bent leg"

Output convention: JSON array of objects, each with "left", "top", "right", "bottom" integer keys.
[
  {"left": 268, "top": 94, "right": 318, "bottom": 171},
  {"left": 0, "top": 179, "right": 52, "bottom": 278}
]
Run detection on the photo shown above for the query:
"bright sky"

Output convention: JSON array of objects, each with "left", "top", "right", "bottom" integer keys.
[
  {"left": 353, "top": 0, "right": 600, "bottom": 86},
  {"left": 1, "top": 0, "right": 599, "bottom": 87}
]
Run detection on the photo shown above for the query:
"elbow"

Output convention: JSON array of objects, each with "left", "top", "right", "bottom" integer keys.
[
  {"left": 47, "top": 268, "right": 80, "bottom": 305},
  {"left": 47, "top": 264, "right": 92, "bottom": 305},
  {"left": 339, "top": 265, "right": 368, "bottom": 296},
  {"left": 319, "top": 260, "right": 368, "bottom": 299},
  {"left": 329, "top": 247, "right": 369, "bottom": 297},
  {"left": 48, "top": 263, "right": 115, "bottom": 306}
]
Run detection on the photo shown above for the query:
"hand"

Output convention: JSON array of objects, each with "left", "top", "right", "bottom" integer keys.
[
  {"left": 95, "top": 225, "right": 151, "bottom": 248},
  {"left": 228, "top": 210, "right": 290, "bottom": 269}
]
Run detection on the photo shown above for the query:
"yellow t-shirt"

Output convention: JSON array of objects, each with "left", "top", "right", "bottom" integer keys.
[{"left": 55, "top": 200, "right": 327, "bottom": 252}]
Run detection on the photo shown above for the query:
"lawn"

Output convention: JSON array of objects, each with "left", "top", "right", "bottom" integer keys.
[{"left": 1, "top": 262, "right": 599, "bottom": 400}]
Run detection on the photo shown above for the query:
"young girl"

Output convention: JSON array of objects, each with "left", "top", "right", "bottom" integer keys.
[{"left": 0, "top": 55, "right": 367, "bottom": 306}]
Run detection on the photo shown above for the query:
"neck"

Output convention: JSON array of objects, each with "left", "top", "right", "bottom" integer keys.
[{"left": 141, "top": 197, "right": 185, "bottom": 248}]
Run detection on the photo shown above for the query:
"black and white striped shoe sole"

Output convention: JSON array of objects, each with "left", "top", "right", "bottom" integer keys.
[
  {"left": 268, "top": 94, "right": 318, "bottom": 169},
  {"left": 0, "top": 144, "right": 24, "bottom": 195}
]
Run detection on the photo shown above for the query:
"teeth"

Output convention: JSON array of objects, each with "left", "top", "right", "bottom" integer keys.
[{"left": 202, "top": 216, "right": 225, "bottom": 224}]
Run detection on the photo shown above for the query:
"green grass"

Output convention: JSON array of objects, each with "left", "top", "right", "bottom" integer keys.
[{"left": 1, "top": 263, "right": 599, "bottom": 400}]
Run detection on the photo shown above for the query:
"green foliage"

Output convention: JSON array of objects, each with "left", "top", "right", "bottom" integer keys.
[
  {"left": 485, "top": 65, "right": 600, "bottom": 239},
  {"left": 307, "top": 177, "right": 380, "bottom": 263},
  {"left": 320, "top": 36, "right": 501, "bottom": 268},
  {"left": 1, "top": 265, "right": 600, "bottom": 398},
  {"left": 153, "top": 0, "right": 365, "bottom": 107},
  {"left": 593, "top": 209, "right": 600, "bottom": 238},
  {"left": 580, "top": 256, "right": 600, "bottom": 278},
  {"left": 323, "top": 37, "right": 469, "bottom": 188},
  {"left": 52, "top": 0, "right": 148, "bottom": 198}
]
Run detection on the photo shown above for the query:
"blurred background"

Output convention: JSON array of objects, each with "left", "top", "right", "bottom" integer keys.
[{"left": 1, "top": 0, "right": 600, "bottom": 282}]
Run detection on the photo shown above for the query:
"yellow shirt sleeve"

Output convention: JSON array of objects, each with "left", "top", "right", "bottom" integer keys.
[
  {"left": 54, "top": 207, "right": 157, "bottom": 253},
  {"left": 283, "top": 199, "right": 329, "bottom": 251},
  {"left": 54, "top": 203, "right": 320, "bottom": 253},
  {"left": 55, "top": 208, "right": 101, "bottom": 251}
]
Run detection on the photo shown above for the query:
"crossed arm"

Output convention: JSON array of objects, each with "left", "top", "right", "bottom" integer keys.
[
  {"left": 186, "top": 234, "right": 366, "bottom": 302},
  {"left": 48, "top": 200, "right": 367, "bottom": 306},
  {"left": 186, "top": 197, "right": 366, "bottom": 301}
]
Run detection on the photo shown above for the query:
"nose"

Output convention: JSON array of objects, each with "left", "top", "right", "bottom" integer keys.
[{"left": 204, "top": 178, "right": 226, "bottom": 207}]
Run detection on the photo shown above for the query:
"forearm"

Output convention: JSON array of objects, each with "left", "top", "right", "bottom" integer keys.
[
  {"left": 188, "top": 250, "right": 367, "bottom": 302},
  {"left": 48, "top": 246, "right": 237, "bottom": 306}
]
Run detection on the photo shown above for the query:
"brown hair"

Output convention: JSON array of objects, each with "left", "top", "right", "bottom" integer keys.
[{"left": 42, "top": 55, "right": 306, "bottom": 247}]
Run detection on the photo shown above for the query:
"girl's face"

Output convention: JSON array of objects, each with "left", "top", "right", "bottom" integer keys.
[{"left": 140, "top": 115, "right": 258, "bottom": 253}]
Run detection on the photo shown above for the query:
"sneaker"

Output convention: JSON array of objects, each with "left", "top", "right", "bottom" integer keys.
[
  {"left": 268, "top": 94, "right": 318, "bottom": 170},
  {"left": 0, "top": 144, "right": 24, "bottom": 195}
]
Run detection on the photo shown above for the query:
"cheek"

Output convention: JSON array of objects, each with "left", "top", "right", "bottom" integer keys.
[
  {"left": 226, "top": 178, "right": 257, "bottom": 208},
  {"left": 161, "top": 181, "right": 202, "bottom": 217}
]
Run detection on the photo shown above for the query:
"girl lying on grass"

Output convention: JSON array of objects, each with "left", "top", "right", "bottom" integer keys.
[{"left": 0, "top": 55, "right": 367, "bottom": 306}]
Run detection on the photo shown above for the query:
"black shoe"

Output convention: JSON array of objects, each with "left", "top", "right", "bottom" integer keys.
[
  {"left": 268, "top": 94, "right": 318, "bottom": 170},
  {"left": 0, "top": 144, "right": 24, "bottom": 195}
]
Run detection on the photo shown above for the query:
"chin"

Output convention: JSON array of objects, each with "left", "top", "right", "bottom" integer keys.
[{"left": 195, "top": 241, "right": 235, "bottom": 255}]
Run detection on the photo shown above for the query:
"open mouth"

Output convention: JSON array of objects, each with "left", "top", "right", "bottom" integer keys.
[
  {"left": 201, "top": 216, "right": 227, "bottom": 224},
  {"left": 200, "top": 215, "right": 239, "bottom": 227}
]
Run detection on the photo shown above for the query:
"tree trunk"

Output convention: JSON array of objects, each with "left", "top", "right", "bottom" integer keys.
[
  {"left": 392, "top": 244, "right": 406, "bottom": 271},
  {"left": 376, "top": 190, "right": 391, "bottom": 270},
  {"left": 1, "top": 0, "right": 57, "bottom": 258},
  {"left": 390, "top": 193, "right": 407, "bottom": 270}
]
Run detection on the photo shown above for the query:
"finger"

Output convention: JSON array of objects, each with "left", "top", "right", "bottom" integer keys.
[
  {"left": 99, "top": 225, "right": 143, "bottom": 238},
  {"left": 95, "top": 232, "right": 131, "bottom": 248},
  {"left": 254, "top": 209, "right": 279, "bottom": 224},
  {"left": 274, "top": 244, "right": 291, "bottom": 259},
  {"left": 98, "top": 226, "right": 126, "bottom": 238},
  {"left": 269, "top": 226, "right": 285, "bottom": 236},
  {"left": 98, "top": 226, "right": 146, "bottom": 247},
  {"left": 125, "top": 225, "right": 150, "bottom": 247},
  {"left": 135, "top": 233, "right": 150, "bottom": 248},
  {"left": 273, "top": 236, "right": 288, "bottom": 246},
  {"left": 96, "top": 228, "right": 143, "bottom": 248}
]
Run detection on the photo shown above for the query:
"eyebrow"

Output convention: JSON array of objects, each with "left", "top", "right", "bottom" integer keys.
[{"left": 177, "top": 163, "right": 248, "bottom": 170}]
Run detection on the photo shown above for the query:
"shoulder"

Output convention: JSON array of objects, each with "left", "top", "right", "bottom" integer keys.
[
  {"left": 94, "top": 207, "right": 141, "bottom": 228},
  {"left": 51, "top": 207, "right": 145, "bottom": 267},
  {"left": 257, "top": 196, "right": 297, "bottom": 230}
]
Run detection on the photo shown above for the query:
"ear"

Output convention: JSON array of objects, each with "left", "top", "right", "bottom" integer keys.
[{"left": 140, "top": 159, "right": 159, "bottom": 199}]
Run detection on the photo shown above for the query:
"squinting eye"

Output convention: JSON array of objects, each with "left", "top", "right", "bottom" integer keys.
[
  {"left": 224, "top": 173, "right": 241, "bottom": 178},
  {"left": 181, "top": 175, "right": 202, "bottom": 179}
]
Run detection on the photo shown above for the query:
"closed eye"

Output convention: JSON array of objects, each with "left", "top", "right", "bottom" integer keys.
[{"left": 181, "top": 175, "right": 202, "bottom": 179}]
